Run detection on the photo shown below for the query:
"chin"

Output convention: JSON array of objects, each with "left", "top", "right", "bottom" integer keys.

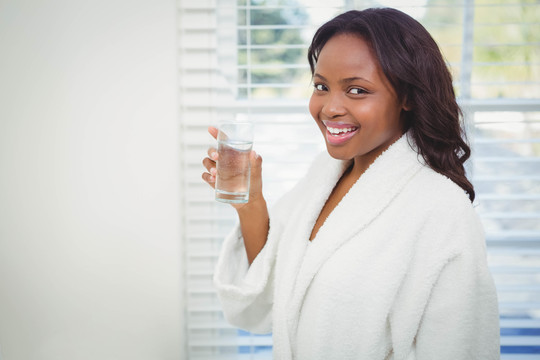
[{"left": 324, "top": 145, "right": 356, "bottom": 161}]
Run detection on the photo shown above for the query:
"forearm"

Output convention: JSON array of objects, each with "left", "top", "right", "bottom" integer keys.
[{"left": 236, "top": 198, "right": 270, "bottom": 265}]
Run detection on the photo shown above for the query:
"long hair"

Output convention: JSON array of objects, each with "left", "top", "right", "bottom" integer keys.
[{"left": 308, "top": 8, "right": 475, "bottom": 202}]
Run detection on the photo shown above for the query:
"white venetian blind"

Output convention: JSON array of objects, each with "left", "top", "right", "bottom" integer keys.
[
  {"left": 464, "top": 2, "right": 540, "bottom": 358},
  {"left": 178, "top": 0, "right": 540, "bottom": 358}
]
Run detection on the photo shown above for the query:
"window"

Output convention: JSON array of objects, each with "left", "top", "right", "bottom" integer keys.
[{"left": 178, "top": 1, "right": 540, "bottom": 358}]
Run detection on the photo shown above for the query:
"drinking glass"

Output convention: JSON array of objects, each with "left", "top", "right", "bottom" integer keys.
[{"left": 215, "top": 121, "right": 254, "bottom": 204}]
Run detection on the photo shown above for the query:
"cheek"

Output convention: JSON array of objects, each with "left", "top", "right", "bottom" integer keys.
[
  {"left": 357, "top": 102, "right": 400, "bottom": 131},
  {"left": 378, "top": 105, "right": 404, "bottom": 133},
  {"left": 308, "top": 94, "right": 320, "bottom": 120}
]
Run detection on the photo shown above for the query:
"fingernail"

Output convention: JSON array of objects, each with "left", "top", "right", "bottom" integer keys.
[
  {"left": 211, "top": 152, "right": 218, "bottom": 160},
  {"left": 210, "top": 168, "right": 217, "bottom": 176}
]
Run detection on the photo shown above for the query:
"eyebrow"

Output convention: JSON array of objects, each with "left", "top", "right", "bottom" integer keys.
[{"left": 314, "top": 73, "right": 373, "bottom": 85}]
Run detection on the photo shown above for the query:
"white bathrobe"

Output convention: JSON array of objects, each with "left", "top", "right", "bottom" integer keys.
[{"left": 213, "top": 134, "right": 500, "bottom": 360}]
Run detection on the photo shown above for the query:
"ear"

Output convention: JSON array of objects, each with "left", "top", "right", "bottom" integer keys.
[{"left": 401, "top": 95, "right": 412, "bottom": 111}]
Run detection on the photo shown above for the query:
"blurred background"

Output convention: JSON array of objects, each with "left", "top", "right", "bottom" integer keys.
[
  {"left": 0, "top": 0, "right": 183, "bottom": 359},
  {"left": 1, "top": 0, "right": 539, "bottom": 359}
]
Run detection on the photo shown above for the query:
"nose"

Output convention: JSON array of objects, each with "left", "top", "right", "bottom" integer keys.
[{"left": 321, "top": 92, "right": 346, "bottom": 118}]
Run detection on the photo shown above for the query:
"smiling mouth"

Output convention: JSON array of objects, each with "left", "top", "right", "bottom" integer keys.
[
  {"left": 322, "top": 121, "right": 359, "bottom": 145},
  {"left": 326, "top": 126, "right": 357, "bottom": 136}
]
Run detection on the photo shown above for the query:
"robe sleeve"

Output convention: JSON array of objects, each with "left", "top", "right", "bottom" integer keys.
[
  {"left": 212, "top": 175, "right": 300, "bottom": 334},
  {"left": 212, "top": 221, "right": 279, "bottom": 334},
  {"left": 415, "top": 204, "right": 500, "bottom": 360}
]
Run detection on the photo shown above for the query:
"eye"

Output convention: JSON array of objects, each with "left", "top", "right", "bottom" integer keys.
[
  {"left": 348, "top": 87, "right": 367, "bottom": 95},
  {"left": 313, "top": 83, "right": 328, "bottom": 92}
]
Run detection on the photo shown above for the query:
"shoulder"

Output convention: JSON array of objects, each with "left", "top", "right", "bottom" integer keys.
[
  {"left": 398, "top": 161, "right": 485, "bottom": 253},
  {"left": 417, "top": 166, "right": 475, "bottom": 219},
  {"left": 392, "top": 135, "right": 471, "bottom": 209}
]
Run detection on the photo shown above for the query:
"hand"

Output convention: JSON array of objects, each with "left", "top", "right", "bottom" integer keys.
[
  {"left": 201, "top": 126, "right": 220, "bottom": 187},
  {"left": 202, "top": 126, "right": 264, "bottom": 210}
]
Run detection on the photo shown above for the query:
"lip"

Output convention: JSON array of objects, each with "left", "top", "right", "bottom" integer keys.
[{"left": 322, "top": 120, "right": 359, "bottom": 146}]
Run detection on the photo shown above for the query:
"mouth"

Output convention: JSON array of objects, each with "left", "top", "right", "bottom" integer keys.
[{"left": 322, "top": 121, "right": 359, "bottom": 145}]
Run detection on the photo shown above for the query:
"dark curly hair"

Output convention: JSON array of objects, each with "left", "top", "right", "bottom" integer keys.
[{"left": 308, "top": 8, "right": 475, "bottom": 202}]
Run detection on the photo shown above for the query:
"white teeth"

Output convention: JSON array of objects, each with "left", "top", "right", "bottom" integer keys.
[{"left": 327, "top": 127, "right": 355, "bottom": 135}]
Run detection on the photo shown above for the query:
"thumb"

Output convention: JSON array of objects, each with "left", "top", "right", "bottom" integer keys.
[{"left": 250, "top": 150, "right": 263, "bottom": 190}]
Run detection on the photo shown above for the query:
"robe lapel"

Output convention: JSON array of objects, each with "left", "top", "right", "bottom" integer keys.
[
  {"left": 271, "top": 151, "right": 349, "bottom": 359},
  {"left": 285, "top": 134, "right": 424, "bottom": 348},
  {"left": 275, "top": 151, "right": 348, "bottom": 307}
]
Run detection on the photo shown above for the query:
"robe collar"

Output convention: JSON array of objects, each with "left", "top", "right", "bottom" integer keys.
[{"left": 285, "top": 132, "right": 425, "bottom": 350}]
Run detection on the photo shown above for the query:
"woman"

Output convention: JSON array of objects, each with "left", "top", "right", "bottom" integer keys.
[{"left": 202, "top": 8, "right": 500, "bottom": 360}]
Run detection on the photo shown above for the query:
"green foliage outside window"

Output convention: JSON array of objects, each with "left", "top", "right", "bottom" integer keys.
[{"left": 238, "top": 0, "right": 539, "bottom": 100}]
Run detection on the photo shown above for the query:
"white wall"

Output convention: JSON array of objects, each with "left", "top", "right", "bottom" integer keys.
[{"left": 0, "top": 1, "right": 184, "bottom": 359}]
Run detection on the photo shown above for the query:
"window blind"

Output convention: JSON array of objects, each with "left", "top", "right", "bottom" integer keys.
[{"left": 178, "top": 1, "right": 540, "bottom": 358}]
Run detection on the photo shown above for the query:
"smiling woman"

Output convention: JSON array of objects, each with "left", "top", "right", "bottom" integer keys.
[
  {"left": 205, "top": 8, "right": 500, "bottom": 360},
  {"left": 181, "top": 1, "right": 540, "bottom": 358}
]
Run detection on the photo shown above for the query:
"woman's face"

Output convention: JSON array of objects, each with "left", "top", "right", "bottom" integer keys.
[{"left": 309, "top": 33, "right": 407, "bottom": 163}]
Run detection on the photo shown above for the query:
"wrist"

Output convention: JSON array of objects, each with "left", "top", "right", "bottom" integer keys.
[{"left": 236, "top": 196, "right": 267, "bottom": 216}]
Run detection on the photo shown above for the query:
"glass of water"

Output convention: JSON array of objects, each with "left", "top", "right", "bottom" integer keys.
[{"left": 215, "top": 121, "right": 254, "bottom": 204}]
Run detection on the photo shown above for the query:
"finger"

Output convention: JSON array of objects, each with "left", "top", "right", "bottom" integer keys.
[
  {"left": 208, "top": 126, "right": 218, "bottom": 140},
  {"left": 207, "top": 147, "right": 218, "bottom": 160},
  {"left": 201, "top": 172, "right": 216, "bottom": 187},
  {"left": 202, "top": 157, "right": 217, "bottom": 172}
]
